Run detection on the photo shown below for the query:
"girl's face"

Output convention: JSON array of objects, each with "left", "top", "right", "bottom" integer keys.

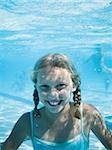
[{"left": 36, "top": 66, "right": 75, "bottom": 114}]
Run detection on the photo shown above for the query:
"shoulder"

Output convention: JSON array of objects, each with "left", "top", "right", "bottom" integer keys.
[
  {"left": 82, "top": 103, "right": 104, "bottom": 126},
  {"left": 17, "top": 112, "right": 31, "bottom": 124},
  {"left": 2, "top": 112, "right": 32, "bottom": 147},
  {"left": 82, "top": 102, "right": 101, "bottom": 116},
  {"left": 71, "top": 102, "right": 103, "bottom": 125},
  {"left": 71, "top": 102, "right": 98, "bottom": 116},
  {"left": 13, "top": 112, "right": 31, "bottom": 136},
  {"left": 82, "top": 102, "right": 101, "bottom": 117},
  {"left": 83, "top": 102, "right": 98, "bottom": 112}
]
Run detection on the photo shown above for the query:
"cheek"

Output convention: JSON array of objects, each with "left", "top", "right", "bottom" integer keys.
[
  {"left": 39, "top": 91, "right": 47, "bottom": 96},
  {"left": 37, "top": 90, "right": 47, "bottom": 101},
  {"left": 59, "top": 88, "right": 72, "bottom": 98}
]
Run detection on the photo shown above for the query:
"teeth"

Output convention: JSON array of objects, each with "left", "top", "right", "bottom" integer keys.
[
  {"left": 50, "top": 101, "right": 59, "bottom": 106},
  {"left": 47, "top": 101, "right": 61, "bottom": 106},
  {"left": 50, "top": 101, "right": 59, "bottom": 105}
]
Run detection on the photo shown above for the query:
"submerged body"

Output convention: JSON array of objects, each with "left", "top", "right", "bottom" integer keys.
[
  {"left": 30, "top": 103, "right": 89, "bottom": 150},
  {"left": 1, "top": 53, "right": 112, "bottom": 150}
]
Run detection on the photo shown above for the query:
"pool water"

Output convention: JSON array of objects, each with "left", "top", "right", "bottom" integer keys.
[{"left": 0, "top": 1, "right": 112, "bottom": 149}]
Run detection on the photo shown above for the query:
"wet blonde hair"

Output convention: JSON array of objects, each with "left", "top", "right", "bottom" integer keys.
[{"left": 32, "top": 53, "right": 80, "bottom": 85}]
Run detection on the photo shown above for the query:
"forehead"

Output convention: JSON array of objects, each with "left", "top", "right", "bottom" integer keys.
[{"left": 37, "top": 67, "right": 71, "bottom": 84}]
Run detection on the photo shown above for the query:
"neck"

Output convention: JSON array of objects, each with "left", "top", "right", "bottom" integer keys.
[{"left": 44, "top": 103, "right": 71, "bottom": 122}]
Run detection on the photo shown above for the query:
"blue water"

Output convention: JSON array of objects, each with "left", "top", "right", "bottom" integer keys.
[{"left": 0, "top": 1, "right": 112, "bottom": 149}]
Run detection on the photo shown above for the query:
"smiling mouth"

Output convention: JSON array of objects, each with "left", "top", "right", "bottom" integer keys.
[{"left": 47, "top": 100, "right": 63, "bottom": 106}]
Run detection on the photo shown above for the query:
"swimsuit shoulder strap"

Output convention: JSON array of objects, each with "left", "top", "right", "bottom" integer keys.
[
  {"left": 80, "top": 102, "right": 84, "bottom": 136},
  {"left": 30, "top": 111, "right": 34, "bottom": 139}
]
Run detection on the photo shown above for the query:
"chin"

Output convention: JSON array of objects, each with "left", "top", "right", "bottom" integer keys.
[{"left": 48, "top": 106, "right": 64, "bottom": 114}]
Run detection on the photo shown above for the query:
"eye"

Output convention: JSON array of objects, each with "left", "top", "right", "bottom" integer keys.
[
  {"left": 56, "top": 84, "right": 67, "bottom": 91},
  {"left": 39, "top": 85, "right": 50, "bottom": 91}
]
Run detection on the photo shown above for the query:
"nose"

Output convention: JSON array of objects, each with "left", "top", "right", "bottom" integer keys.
[{"left": 48, "top": 88, "right": 58, "bottom": 99}]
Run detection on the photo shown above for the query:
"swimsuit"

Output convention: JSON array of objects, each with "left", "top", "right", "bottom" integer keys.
[{"left": 30, "top": 103, "right": 89, "bottom": 150}]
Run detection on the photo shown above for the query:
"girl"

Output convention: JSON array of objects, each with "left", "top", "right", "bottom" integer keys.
[{"left": 1, "top": 53, "right": 112, "bottom": 150}]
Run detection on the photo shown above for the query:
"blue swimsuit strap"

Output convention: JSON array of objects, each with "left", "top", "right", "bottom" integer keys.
[
  {"left": 80, "top": 103, "right": 84, "bottom": 136},
  {"left": 30, "top": 111, "right": 34, "bottom": 141}
]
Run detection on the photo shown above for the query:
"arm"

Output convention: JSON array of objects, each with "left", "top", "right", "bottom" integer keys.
[
  {"left": 91, "top": 108, "right": 112, "bottom": 149},
  {"left": 1, "top": 112, "right": 30, "bottom": 150}
]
